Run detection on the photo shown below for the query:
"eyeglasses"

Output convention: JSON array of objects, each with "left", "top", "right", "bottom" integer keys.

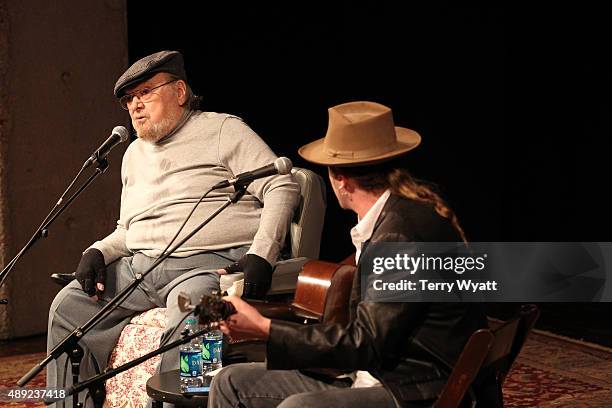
[{"left": 119, "top": 79, "right": 178, "bottom": 110}]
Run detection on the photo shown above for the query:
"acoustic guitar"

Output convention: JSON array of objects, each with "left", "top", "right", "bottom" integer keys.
[{"left": 246, "top": 256, "right": 356, "bottom": 327}]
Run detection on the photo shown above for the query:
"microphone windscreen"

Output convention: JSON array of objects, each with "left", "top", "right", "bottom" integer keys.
[
  {"left": 274, "top": 157, "right": 293, "bottom": 175},
  {"left": 112, "top": 126, "right": 130, "bottom": 142}
]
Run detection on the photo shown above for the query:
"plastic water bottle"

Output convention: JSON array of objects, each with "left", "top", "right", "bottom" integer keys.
[
  {"left": 202, "top": 329, "right": 223, "bottom": 373},
  {"left": 179, "top": 317, "right": 202, "bottom": 392}
]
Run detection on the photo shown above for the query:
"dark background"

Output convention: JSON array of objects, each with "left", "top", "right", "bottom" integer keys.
[{"left": 126, "top": 2, "right": 612, "bottom": 344}]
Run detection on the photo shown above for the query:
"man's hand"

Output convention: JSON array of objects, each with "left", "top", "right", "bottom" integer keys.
[
  {"left": 74, "top": 248, "right": 106, "bottom": 299},
  {"left": 242, "top": 254, "right": 272, "bottom": 299},
  {"left": 216, "top": 257, "right": 244, "bottom": 276},
  {"left": 220, "top": 295, "right": 271, "bottom": 341},
  {"left": 217, "top": 254, "right": 273, "bottom": 299}
]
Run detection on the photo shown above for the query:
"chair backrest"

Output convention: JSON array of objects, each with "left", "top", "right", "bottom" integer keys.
[
  {"left": 502, "top": 304, "right": 540, "bottom": 383},
  {"left": 482, "top": 317, "right": 521, "bottom": 375},
  {"left": 288, "top": 167, "right": 327, "bottom": 259},
  {"left": 435, "top": 329, "right": 494, "bottom": 408},
  {"left": 435, "top": 313, "right": 525, "bottom": 408}
]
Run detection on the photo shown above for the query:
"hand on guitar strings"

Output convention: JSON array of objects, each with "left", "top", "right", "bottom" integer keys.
[{"left": 219, "top": 296, "right": 271, "bottom": 341}]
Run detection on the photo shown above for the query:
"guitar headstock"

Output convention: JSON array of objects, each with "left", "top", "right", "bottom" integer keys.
[{"left": 177, "top": 291, "right": 236, "bottom": 325}]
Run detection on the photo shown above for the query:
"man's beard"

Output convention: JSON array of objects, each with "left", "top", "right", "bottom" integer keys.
[{"left": 135, "top": 116, "right": 178, "bottom": 143}]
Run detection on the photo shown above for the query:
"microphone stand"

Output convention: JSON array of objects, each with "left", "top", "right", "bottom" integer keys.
[
  {"left": 0, "top": 159, "right": 109, "bottom": 304},
  {"left": 18, "top": 184, "right": 250, "bottom": 408}
]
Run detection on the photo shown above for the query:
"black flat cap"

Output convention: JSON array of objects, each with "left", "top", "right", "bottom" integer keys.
[{"left": 114, "top": 50, "right": 187, "bottom": 97}]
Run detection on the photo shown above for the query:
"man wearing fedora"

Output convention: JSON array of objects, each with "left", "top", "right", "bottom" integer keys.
[
  {"left": 209, "top": 101, "right": 497, "bottom": 407},
  {"left": 46, "top": 50, "right": 299, "bottom": 407}
]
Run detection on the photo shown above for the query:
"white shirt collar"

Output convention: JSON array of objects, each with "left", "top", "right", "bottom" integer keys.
[{"left": 350, "top": 189, "right": 391, "bottom": 263}]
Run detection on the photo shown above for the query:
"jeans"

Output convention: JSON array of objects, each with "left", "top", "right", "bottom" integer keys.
[{"left": 208, "top": 363, "right": 396, "bottom": 408}]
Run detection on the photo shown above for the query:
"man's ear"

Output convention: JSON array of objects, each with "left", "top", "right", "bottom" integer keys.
[
  {"left": 176, "top": 80, "right": 188, "bottom": 106},
  {"left": 328, "top": 168, "right": 355, "bottom": 192},
  {"left": 339, "top": 175, "right": 356, "bottom": 193}
]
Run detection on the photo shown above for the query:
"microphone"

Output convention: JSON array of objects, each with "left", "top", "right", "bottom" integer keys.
[
  {"left": 83, "top": 126, "right": 129, "bottom": 168},
  {"left": 212, "top": 157, "right": 293, "bottom": 190}
]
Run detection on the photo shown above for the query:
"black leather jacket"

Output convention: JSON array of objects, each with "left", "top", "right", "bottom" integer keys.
[{"left": 267, "top": 195, "right": 491, "bottom": 406}]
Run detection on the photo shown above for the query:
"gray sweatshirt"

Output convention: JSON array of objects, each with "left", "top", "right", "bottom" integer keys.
[{"left": 90, "top": 110, "right": 300, "bottom": 266}]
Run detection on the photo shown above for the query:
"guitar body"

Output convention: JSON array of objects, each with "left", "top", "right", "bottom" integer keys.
[
  {"left": 292, "top": 260, "right": 356, "bottom": 326},
  {"left": 233, "top": 259, "right": 357, "bottom": 365}
]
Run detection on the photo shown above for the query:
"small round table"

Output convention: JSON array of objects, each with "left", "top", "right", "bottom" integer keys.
[{"left": 146, "top": 370, "right": 209, "bottom": 408}]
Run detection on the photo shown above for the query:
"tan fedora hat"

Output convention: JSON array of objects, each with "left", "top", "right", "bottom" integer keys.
[{"left": 299, "top": 101, "right": 421, "bottom": 166}]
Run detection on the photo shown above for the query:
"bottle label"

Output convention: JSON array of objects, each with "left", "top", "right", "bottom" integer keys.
[
  {"left": 180, "top": 350, "right": 202, "bottom": 377},
  {"left": 202, "top": 337, "right": 222, "bottom": 364}
]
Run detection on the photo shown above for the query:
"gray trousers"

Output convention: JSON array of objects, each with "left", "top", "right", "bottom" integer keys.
[
  {"left": 47, "top": 248, "right": 246, "bottom": 408},
  {"left": 208, "top": 363, "right": 396, "bottom": 408}
]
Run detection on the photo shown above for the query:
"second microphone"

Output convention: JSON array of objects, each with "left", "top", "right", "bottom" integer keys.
[{"left": 211, "top": 157, "right": 293, "bottom": 190}]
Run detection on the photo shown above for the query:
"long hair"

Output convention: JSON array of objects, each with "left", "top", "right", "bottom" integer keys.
[{"left": 329, "top": 160, "right": 468, "bottom": 244}]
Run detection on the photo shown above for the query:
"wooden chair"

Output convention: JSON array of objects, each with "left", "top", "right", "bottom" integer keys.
[
  {"left": 503, "top": 304, "right": 539, "bottom": 383},
  {"left": 435, "top": 304, "right": 540, "bottom": 408},
  {"left": 434, "top": 329, "right": 494, "bottom": 408}
]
